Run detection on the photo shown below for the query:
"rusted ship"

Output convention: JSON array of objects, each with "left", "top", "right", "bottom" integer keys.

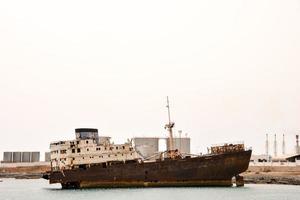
[{"left": 43, "top": 98, "right": 252, "bottom": 189}]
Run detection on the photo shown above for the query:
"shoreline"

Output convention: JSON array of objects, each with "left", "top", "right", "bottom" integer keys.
[
  {"left": 242, "top": 165, "right": 300, "bottom": 185},
  {"left": 0, "top": 163, "right": 50, "bottom": 179},
  {"left": 1, "top": 174, "right": 300, "bottom": 186},
  {"left": 242, "top": 173, "right": 300, "bottom": 185},
  {"left": 1, "top": 164, "right": 300, "bottom": 186}
]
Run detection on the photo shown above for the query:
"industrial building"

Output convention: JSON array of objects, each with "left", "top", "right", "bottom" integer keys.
[
  {"left": 265, "top": 133, "right": 300, "bottom": 156},
  {"left": 133, "top": 137, "right": 159, "bottom": 158},
  {"left": 285, "top": 154, "right": 300, "bottom": 162},
  {"left": 167, "top": 137, "right": 191, "bottom": 154},
  {"left": 250, "top": 154, "right": 271, "bottom": 163},
  {"left": 133, "top": 137, "right": 191, "bottom": 159},
  {"left": 44, "top": 152, "right": 51, "bottom": 162},
  {"left": 249, "top": 133, "right": 300, "bottom": 165},
  {"left": 2, "top": 152, "right": 40, "bottom": 163},
  {"left": 271, "top": 154, "right": 300, "bottom": 163}
]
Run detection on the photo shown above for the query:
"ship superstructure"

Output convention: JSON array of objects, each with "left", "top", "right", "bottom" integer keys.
[{"left": 50, "top": 128, "right": 140, "bottom": 171}]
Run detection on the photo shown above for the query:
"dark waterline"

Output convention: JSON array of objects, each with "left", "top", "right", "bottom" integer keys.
[{"left": 0, "top": 179, "right": 299, "bottom": 200}]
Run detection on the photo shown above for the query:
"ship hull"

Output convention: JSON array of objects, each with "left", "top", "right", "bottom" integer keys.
[{"left": 46, "top": 150, "right": 251, "bottom": 189}]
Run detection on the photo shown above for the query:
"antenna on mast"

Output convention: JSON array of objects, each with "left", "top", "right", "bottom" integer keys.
[
  {"left": 167, "top": 96, "right": 171, "bottom": 125},
  {"left": 165, "top": 96, "right": 175, "bottom": 152}
]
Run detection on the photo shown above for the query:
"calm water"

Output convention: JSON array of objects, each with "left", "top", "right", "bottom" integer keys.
[{"left": 0, "top": 179, "right": 299, "bottom": 200}]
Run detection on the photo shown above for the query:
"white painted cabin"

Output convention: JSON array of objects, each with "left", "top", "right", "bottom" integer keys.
[{"left": 50, "top": 128, "right": 140, "bottom": 171}]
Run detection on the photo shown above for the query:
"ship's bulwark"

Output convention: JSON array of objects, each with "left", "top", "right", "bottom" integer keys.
[{"left": 48, "top": 150, "right": 252, "bottom": 189}]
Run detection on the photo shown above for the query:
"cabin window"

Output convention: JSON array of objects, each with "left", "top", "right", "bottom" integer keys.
[
  {"left": 122, "top": 146, "right": 125, "bottom": 149},
  {"left": 116, "top": 147, "right": 118, "bottom": 150},
  {"left": 86, "top": 141, "right": 88, "bottom": 144},
  {"left": 87, "top": 148, "right": 89, "bottom": 151},
  {"left": 72, "top": 149, "right": 75, "bottom": 153},
  {"left": 129, "top": 147, "right": 133, "bottom": 151},
  {"left": 73, "top": 158, "right": 75, "bottom": 160},
  {"left": 105, "top": 147, "right": 107, "bottom": 150},
  {"left": 110, "top": 147, "right": 113, "bottom": 150},
  {"left": 77, "top": 148, "right": 81, "bottom": 153},
  {"left": 77, "top": 141, "right": 80, "bottom": 144}
]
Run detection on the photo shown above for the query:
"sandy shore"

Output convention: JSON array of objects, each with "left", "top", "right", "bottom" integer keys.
[
  {"left": 242, "top": 165, "right": 300, "bottom": 185},
  {"left": 0, "top": 164, "right": 50, "bottom": 179},
  {"left": 242, "top": 172, "right": 300, "bottom": 185}
]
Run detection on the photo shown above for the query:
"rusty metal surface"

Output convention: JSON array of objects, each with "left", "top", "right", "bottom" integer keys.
[
  {"left": 211, "top": 143, "right": 245, "bottom": 154},
  {"left": 48, "top": 150, "right": 252, "bottom": 188}
]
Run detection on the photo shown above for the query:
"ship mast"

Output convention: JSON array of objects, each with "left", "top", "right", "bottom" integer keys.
[{"left": 165, "top": 96, "right": 175, "bottom": 152}]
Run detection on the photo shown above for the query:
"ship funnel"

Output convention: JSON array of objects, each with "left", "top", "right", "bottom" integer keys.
[{"left": 75, "top": 128, "right": 99, "bottom": 140}]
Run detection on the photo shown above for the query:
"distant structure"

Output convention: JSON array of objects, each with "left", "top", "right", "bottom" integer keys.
[
  {"left": 296, "top": 135, "right": 300, "bottom": 154},
  {"left": 31, "top": 152, "right": 40, "bottom": 162},
  {"left": 133, "top": 137, "right": 159, "bottom": 158},
  {"left": 3, "top": 152, "right": 13, "bottom": 163},
  {"left": 45, "top": 152, "right": 51, "bottom": 162},
  {"left": 250, "top": 154, "right": 269, "bottom": 163},
  {"left": 282, "top": 134, "right": 286, "bottom": 155},
  {"left": 2, "top": 151, "right": 40, "bottom": 163},
  {"left": 166, "top": 137, "right": 191, "bottom": 154},
  {"left": 22, "top": 152, "right": 31, "bottom": 162},
  {"left": 133, "top": 136, "right": 191, "bottom": 158},
  {"left": 274, "top": 134, "right": 277, "bottom": 157},
  {"left": 265, "top": 134, "right": 269, "bottom": 156},
  {"left": 13, "top": 152, "right": 21, "bottom": 163},
  {"left": 272, "top": 154, "right": 300, "bottom": 163}
]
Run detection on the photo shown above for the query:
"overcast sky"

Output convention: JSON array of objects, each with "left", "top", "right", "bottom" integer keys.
[{"left": 0, "top": 0, "right": 300, "bottom": 160}]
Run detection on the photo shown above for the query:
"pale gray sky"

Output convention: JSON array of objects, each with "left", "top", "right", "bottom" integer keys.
[{"left": 0, "top": 0, "right": 300, "bottom": 160}]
